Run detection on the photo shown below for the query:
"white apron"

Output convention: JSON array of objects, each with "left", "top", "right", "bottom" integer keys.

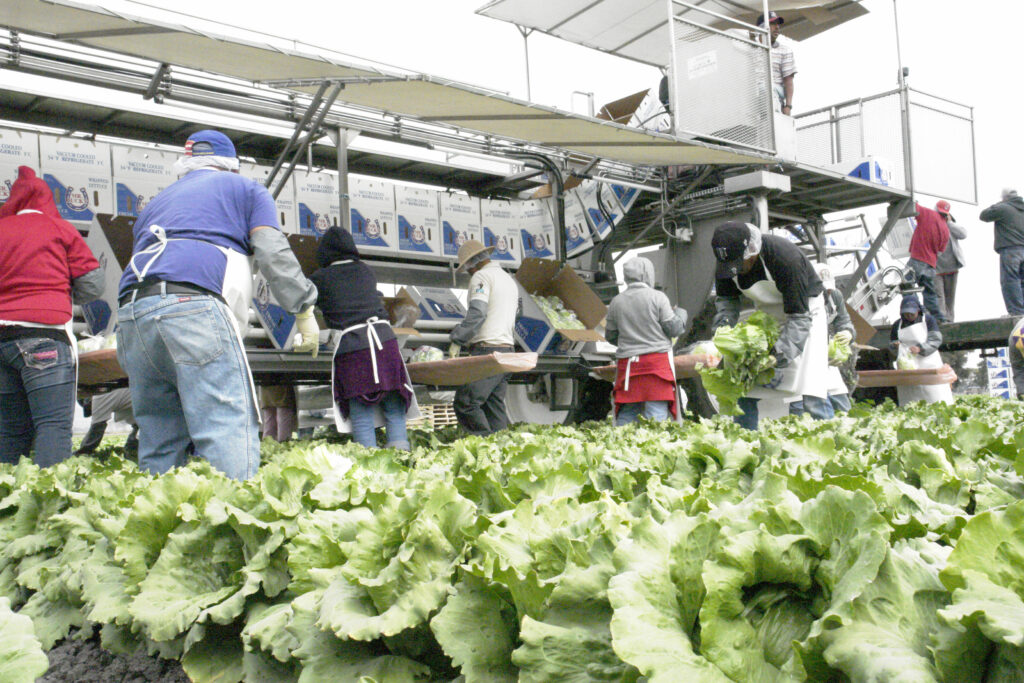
[
  {"left": 128, "top": 223, "right": 261, "bottom": 420},
  {"left": 738, "top": 257, "right": 829, "bottom": 402},
  {"left": 330, "top": 316, "right": 421, "bottom": 433},
  {"left": 895, "top": 321, "right": 953, "bottom": 406}
]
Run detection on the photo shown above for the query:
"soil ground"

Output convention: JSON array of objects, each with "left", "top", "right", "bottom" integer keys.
[{"left": 41, "top": 631, "right": 190, "bottom": 683}]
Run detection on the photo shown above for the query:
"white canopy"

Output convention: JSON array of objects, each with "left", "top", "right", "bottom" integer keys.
[
  {"left": 476, "top": 0, "right": 868, "bottom": 67},
  {"left": 0, "top": 0, "right": 775, "bottom": 166}
]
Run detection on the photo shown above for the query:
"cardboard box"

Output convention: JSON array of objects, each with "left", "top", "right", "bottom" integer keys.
[
  {"left": 349, "top": 176, "right": 398, "bottom": 254},
  {"left": 240, "top": 162, "right": 298, "bottom": 234},
  {"left": 439, "top": 192, "right": 481, "bottom": 260},
  {"left": 514, "top": 258, "right": 606, "bottom": 355},
  {"left": 382, "top": 288, "right": 422, "bottom": 346},
  {"left": 395, "top": 185, "right": 442, "bottom": 258},
  {"left": 563, "top": 191, "right": 595, "bottom": 258},
  {"left": 82, "top": 213, "right": 136, "bottom": 337},
  {"left": 480, "top": 198, "right": 521, "bottom": 267},
  {"left": 111, "top": 145, "right": 176, "bottom": 218},
  {"left": 609, "top": 182, "right": 641, "bottom": 213},
  {"left": 39, "top": 135, "right": 113, "bottom": 227},
  {"left": 404, "top": 286, "right": 466, "bottom": 322},
  {"left": 518, "top": 199, "right": 557, "bottom": 260},
  {"left": 881, "top": 216, "right": 915, "bottom": 260},
  {"left": 0, "top": 128, "right": 39, "bottom": 206},
  {"left": 294, "top": 170, "right": 339, "bottom": 238},
  {"left": 252, "top": 273, "right": 296, "bottom": 350},
  {"left": 575, "top": 180, "right": 623, "bottom": 242}
]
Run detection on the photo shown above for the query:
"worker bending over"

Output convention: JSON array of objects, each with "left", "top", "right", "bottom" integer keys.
[
  {"left": 448, "top": 239, "right": 519, "bottom": 436},
  {"left": 312, "top": 226, "right": 418, "bottom": 450},
  {"left": 711, "top": 221, "right": 833, "bottom": 429},
  {"left": 0, "top": 166, "right": 105, "bottom": 466},
  {"left": 808, "top": 262, "right": 855, "bottom": 412},
  {"left": 116, "top": 130, "right": 319, "bottom": 480},
  {"left": 605, "top": 257, "right": 688, "bottom": 425},
  {"left": 889, "top": 294, "right": 951, "bottom": 405}
]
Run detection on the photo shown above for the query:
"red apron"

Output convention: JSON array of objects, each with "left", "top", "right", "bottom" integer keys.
[{"left": 614, "top": 352, "right": 678, "bottom": 418}]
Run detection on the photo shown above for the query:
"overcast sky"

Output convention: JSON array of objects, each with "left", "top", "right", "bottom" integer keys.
[{"left": 18, "top": 0, "right": 1021, "bottom": 321}]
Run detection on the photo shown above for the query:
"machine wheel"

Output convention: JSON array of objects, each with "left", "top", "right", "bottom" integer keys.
[{"left": 504, "top": 378, "right": 571, "bottom": 425}]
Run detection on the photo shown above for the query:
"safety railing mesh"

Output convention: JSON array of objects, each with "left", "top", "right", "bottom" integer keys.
[{"left": 670, "top": 17, "right": 774, "bottom": 153}]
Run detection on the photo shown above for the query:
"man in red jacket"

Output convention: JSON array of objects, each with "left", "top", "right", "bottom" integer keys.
[
  {"left": 907, "top": 202, "right": 950, "bottom": 323},
  {"left": 0, "top": 166, "right": 105, "bottom": 466}
]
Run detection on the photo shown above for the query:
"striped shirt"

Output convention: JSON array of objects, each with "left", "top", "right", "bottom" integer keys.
[{"left": 770, "top": 40, "right": 796, "bottom": 87}]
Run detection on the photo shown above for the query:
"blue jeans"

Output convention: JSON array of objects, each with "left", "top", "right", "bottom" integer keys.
[
  {"left": 907, "top": 258, "right": 946, "bottom": 322},
  {"left": 735, "top": 394, "right": 835, "bottom": 430},
  {"left": 116, "top": 293, "right": 259, "bottom": 480},
  {"left": 999, "top": 247, "right": 1024, "bottom": 316},
  {"left": 348, "top": 391, "right": 409, "bottom": 450},
  {"left": 615, "top": 401, "right": 671, "bottom": 426},
  {"left": 791, "top": 393, "right": 851, "bottom": 415},
  {"left": 0, "top": 335, "right": 76, "bottom": 467}
]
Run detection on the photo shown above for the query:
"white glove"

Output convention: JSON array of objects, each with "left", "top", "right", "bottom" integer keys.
[
  {"left": 292, "top": 307, "right": 320, "bottom": 358},
  {"left": 696, "top": 341, "right": 721, "bottom": 360},
  {"left": 834, "top": 330, "right": 853, "bottom": 345},
  {"left": 448, "top": 343, "right": 461, "bottom": 359}
]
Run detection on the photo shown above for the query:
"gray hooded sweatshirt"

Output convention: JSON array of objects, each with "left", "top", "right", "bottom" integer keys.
[
  {"left": 605, "top": 257, "right": 688, "bottom": 359},
  {"left": 980, "top": 195, "right": 1024, "bottom": 252}
]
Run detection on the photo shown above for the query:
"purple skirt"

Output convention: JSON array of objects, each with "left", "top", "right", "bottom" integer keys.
[{"left": 332, "top": 338, "right": 412, "bottom": 419}]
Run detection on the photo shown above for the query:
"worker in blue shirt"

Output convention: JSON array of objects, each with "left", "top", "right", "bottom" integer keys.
[{"left": 116, "top": 130, "right": 319, "bottom": 479}]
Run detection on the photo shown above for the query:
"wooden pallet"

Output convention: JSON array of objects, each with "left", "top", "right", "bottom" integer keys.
[{"left": 407, "top": 403, "right": 459, "bottom": 430}]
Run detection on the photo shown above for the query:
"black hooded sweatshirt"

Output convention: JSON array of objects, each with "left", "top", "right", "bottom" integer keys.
[
  {"left": 310, "top": 226, "right": 395, "bottom": 354},
  {"left": 980, "top": 195, "right": 1024, "bottom": 252}
]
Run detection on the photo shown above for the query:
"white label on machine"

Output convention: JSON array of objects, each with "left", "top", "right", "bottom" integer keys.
[
  {"left": 439, "top": 192, "right": 481, "bottom": 260},
  {"left": 111, "top": 146, "right": 175, "bottom": 218},
  {"left": 563, "top": 191, "right": 595, "bottom": 258},
  {"left": 349, "top": 176, "right": 398, "bottom": 254},
  {"left": 240, "top": 162, "right": 298, "bottom": 234},
  {"left": 396, "top": 185, "right": 441, "bottom": 257},
  {"left": 39, "top": 135, "right": 113, "bottom": 226},
  {"left": 0, "top": 128, "right": 39, "bottom": 205},
  {"left": 687, "top": 51, "right": 718, "bottom": 80},
  {"left": 481, "top": 198, "right": 521, "bottom": 267},
  {"left": 518, "top": 199, "right": 557, "bottom": 260},
  {"left": 294, "top": 170, "right": 339, "bottom": 238}
]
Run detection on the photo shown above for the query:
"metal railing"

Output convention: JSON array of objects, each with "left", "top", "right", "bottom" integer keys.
[{"left": 794, "top": 87, "right": 976, "bottom": 204}]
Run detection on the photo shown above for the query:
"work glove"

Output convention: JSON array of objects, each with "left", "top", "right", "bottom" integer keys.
[
  {"left": 448, "top": 343, "right": 461, "bottom": 359},
  {"left": 292, "top": 307, "right": 320, "bottom": 358},
  {"left": 834, "top": 330, "right": 853, "bottom": 345}
]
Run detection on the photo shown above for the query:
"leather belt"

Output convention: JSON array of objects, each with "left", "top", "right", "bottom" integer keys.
[{"left": 119, "top": 281, "right": 220, "bottom": 307}]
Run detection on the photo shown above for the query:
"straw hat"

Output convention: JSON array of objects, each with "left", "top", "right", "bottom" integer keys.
[{"left": 456, "top": 239, "right": 494, "bottom": 272}]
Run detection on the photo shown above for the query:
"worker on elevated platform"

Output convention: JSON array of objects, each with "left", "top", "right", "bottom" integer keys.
[
  {"left": 979, "top": 188, "right": 1024, "bottom": 317},
  {"left": 0, "top": 166, "right": 105, "bottom": 467},
  {"left": 116, "top": 130, "right": 319, "bottom": 480},
  {"left": 889, "top": 294, "right": 951, "bottom": 406},
  {"left": 605, "top": 257, "right": 688, "bottom": 425},
  {"left": 934, "top": 200, "right": 967, "bottom": 322},
  {"left": 448, "top": 239, "right": 519, "bottom": 436},
  {"left": 311, "top": 226, "right": 418, "bottom": 450},
  {"left": 711, "top": 221, "right": 833, "bottom": 429},
  {"left": 908, "top": 202, "right": 950, "bottom": 323},
  {"left": 757, "top": 11, "right": 796, "bottom": 116}
]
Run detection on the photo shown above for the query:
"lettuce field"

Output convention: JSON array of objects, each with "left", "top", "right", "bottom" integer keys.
[{"left": 5, "top": 396, "right": 1024, "bottom": 682}]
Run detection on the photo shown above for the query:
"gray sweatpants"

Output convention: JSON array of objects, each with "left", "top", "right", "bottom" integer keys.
[{"left": 453, "top": 346, "right": 511, "bottom": 435}]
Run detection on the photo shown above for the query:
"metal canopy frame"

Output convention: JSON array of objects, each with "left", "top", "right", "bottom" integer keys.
[{"left": 476, "top": 0, "right": 868, "bottom": 68}]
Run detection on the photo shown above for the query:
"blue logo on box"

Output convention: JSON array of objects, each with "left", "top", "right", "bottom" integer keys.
[{"left": 515, "top": 316, "right": 551, "bottom": 352}]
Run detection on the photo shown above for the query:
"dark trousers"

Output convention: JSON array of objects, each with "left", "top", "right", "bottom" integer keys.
[
  {"left": 908, "top": 258, "right": 947, "bottom": 323},
  {"left": 935, "top": 271, "right": 959, "bottom": 322},
  {"left": 454, "top": 346, "right": 512, "bottom": 436},
  {"left": 0, "top": 336, "right": 76, "bottom": 467}
]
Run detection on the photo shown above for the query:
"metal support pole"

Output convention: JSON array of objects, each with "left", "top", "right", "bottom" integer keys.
[
  {"left": 272, "top": 82, "right": 344, "bottom": 200},
  {"left": 753, "top": 191, "right": 769, "bottom": 231},
  {"left": 265, "top": 80, "right": 329, "bottom": 190},
  {"left": 336, "top": 127, "right": 351, "bottom": 232},
  {"left": 517, "top": 25, "right": 533, "bottom": 101},
  {"left": 840, "top": 197, "right": 915, "bottom": 299},
  {"left": 893, "top": 0, "right": 914, "bottom": 195}
]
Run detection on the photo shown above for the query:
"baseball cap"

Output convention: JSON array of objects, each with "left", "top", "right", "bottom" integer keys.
[
  {"left": 711, "top": 221, "right": 752, "bottom": 279},
  {"left": 935, "top": 200, "right": 951, "bottom": 214},
  {"left": 185, "top": 130, "right": 236, "bottom": 158},
  {"left": 757, "top": 11, "right": 784, "bottom": 27},
  {"left": 900, "top": 295, "right": 922, "bottom": 315}
]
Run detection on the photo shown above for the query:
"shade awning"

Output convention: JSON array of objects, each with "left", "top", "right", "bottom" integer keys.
[
  {"left": 1, "top": 0, "right": 776, "bottom": 166},
  {"left": 476, "top": 0, "right": 868, "bottom": 67}
]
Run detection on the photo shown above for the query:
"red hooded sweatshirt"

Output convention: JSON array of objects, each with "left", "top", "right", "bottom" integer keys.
[
  {"left": 0, "top": 166, "right": 100, "bottom": 325},
  {"left": 909, "top": 203, "right": 950, "bottom": 268}
]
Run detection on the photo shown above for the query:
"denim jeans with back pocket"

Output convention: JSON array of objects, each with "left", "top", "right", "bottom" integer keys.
[{"left": 0, "top": 335, "right": 77, "bottom": 467}]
